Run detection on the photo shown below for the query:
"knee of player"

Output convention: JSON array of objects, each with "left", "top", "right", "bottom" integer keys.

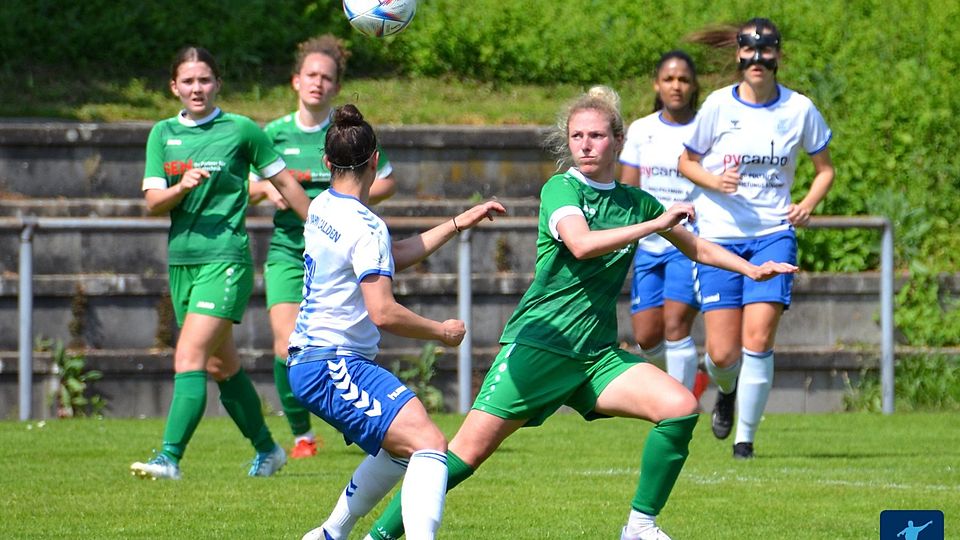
[
  {"left": 663, "top": 387, "right": 699, "bottom": 418},
  {"left": 411, "top": 425, "right": 448, "bottom": 454}
]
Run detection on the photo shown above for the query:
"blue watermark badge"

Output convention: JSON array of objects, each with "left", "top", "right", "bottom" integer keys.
[{"left": 880, "top": 510, "right": 944, "bottom": 540}]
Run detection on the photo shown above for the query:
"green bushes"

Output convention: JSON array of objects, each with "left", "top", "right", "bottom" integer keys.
[{"left": 3, "top": 0, "right": 959, "bottom": 345}]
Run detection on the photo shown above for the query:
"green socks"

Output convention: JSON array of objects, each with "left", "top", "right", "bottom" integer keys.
[
  {"left": 369, "top": 450, "right": 475, "bottom": 540},
  {"left": 218, "top": 368, "right": 276, "bottom": 454},
  {"left": 632, "top": 413, "right": 699, "bottom": 515},
  {"left": 161, "top": 370, "right": 207, "bottom": 463},
  {"left": 274, "top": 356, "right": 312, "bottom": 436}
]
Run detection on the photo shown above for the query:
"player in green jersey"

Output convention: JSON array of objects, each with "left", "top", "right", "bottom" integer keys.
[
  {"left": 130, "top": 46, "right": 311, "bottom": 481},
  {"left": 248, "top": 35, "right": 398, "bottom": 460},
  {"left": 362, "top": 86, "right": 797, "bottom": 540}
]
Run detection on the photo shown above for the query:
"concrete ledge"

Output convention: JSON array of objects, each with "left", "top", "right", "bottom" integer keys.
[
  {"left": 0, "top": 345, "right": 887, "bottom": 418},
  {"left": 0, "top": 122, "right": 548, "bottom": 150}
]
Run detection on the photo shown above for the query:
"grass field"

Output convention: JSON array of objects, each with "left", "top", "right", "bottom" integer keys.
[{"left": 2, "top": 412, "right": 956, "bottom": 539}]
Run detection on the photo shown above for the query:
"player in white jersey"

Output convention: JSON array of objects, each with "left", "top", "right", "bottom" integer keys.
[
  {"left": 249, "top": 35, "right": 397, "bottom": 460},
  {"left": 679, "top": 18, "right": 836, "bottom": 459},
  {"left": 289, "top": 104, "right": 506, "bottom": 540},
  {"left": 620, "top": 50, "right": 702, "bottom": 392}
]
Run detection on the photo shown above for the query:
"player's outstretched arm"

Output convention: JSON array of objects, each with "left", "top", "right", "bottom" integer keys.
[
  {"left": 360, "top": 274, "right": 465, "bottom": 346},
  {"left": 266, "top": 169, "right": 310, "bottom": 220},
  {"left": 663, "top": 226, "right": 798, "bottom": 281},
  {"left": 558, "top": 203, "right": 693, "bottom": 260},
  {"left": 392, "top": 199, "right": 506, "bottom": 271}
]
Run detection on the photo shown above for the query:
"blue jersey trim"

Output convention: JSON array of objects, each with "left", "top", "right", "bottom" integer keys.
[
  {"left": 358, "top": 269, "right": 392, "bottom": 282},
  {"left": 731, "top": 84, "right": 782, "bottom": 109},
  {"left": 808, "top": 133, "right": 833, "bottom": 155},
  {"left": 328, "top": 188, "right": 361, "bottom": 202},
  {"left": 657, "top": 111, "right": 694, "bottom": 127},
  {"left": 682, "top": 143, "right": 706, "bottom": 157}
]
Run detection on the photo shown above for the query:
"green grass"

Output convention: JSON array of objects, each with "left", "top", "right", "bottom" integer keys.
[
  {"left": 0, "top": 75, "right": 681, "bottom": 126},
  {"left": 2, "top": 412, "right": 957, "bottom": 539}
]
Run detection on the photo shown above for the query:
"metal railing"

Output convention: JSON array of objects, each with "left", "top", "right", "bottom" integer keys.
[{"left": 1, "top": 214, "right": 895, "bottom": 419}]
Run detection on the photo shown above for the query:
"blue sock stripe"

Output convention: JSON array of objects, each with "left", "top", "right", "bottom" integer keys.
[
  {"left": 742, "top": 348, "right": 774, "bottom": 359},
  {"left": 705, "top": 353, "right": 740, "bottom": 373},
  {"left": 412, "top": 450, "right": 448, "bottom": 464},
  {"left": 389, "top": 457, "right": 409, "bottom": 469},
  {"left": 666, "top": 336, "right": 695, "bottom": 349},
  {"left": 640, "top": 341, "right": 665, "bottom": 355}
]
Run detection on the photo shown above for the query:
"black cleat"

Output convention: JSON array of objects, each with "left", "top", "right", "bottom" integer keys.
[
  {"left": 711, "top": 388, "right": 736, "bottom": 439},
  {"left": 733, "top": 442, "right": 754, "bottom": 460}
]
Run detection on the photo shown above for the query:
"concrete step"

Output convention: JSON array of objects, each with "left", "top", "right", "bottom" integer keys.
[
  {"left": 0, "top": 271, "right": 890, "bottom": 351},
  {"left": 0, "top": 345, "right": 882, "bottom": 419},
  {"left": 0, "top": 123, "right": 555, "bottom": 199},
  {"left": 0, "top": 199, "right": 542, "bottom": 275}
]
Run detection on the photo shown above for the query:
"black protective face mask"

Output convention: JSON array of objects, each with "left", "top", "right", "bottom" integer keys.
[{"left": 737, "top": 31, "right": 780, "bottom": 71}]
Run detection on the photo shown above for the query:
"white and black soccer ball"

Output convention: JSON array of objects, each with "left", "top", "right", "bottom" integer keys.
[{"left": 343, "top": 0, "right": 417, "bottom": 38}]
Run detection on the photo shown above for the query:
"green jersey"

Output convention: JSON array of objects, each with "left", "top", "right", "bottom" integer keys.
[
  {"left": 143, "top": 109, "right": 284, "bottom": 265},
  {"left": 499, "top": 168, "right": 665, "bottom": 359},
  {"left": 256, "top": 112, "right": 393, "bottom": 263}
]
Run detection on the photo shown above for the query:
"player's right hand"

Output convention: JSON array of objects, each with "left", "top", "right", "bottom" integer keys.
[
  {"left": 654, "top": 202, "right": 696, "bottom": 232},
  {"left": 439, "top": 319, "right": 466, "bottom": 346},
  {"left": 716, "top": 165, "right": 740, "bottom": 193},
  {"left": 178, "top": 168, "right": 210, "bottom": 194}
]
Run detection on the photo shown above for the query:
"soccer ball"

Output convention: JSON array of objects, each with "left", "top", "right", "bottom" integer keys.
[{"left": 343, "top": 0, "right": 417, "bottom": 38}]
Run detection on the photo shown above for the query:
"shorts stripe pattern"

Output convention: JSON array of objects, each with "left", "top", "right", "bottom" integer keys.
[{"left": 288, "top": 349, "right": 415, "bottom": 456}]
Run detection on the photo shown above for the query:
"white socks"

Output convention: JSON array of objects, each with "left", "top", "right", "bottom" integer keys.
[
  {"left": 703, "top": 352, "right": 741, "bottom": 395},
  {"left": 639, "top": 341, "right": 666, "bottom": 371},
  {"left": 295, "top": 430, "right": 316, "bottom": 444},
  {"left": 735, "top": 349, "right": 774, "bottom": 444},
  {"left": 665, "top": 337, "right": 698, "bottom": 391},
  {"left": 321, "top": 449, "right": 408, "bottom": 539},
  {"left": 401, "top": 449, "right": 448, "bottom": 540},
  {"left": 624, "top": 508, "right": 659, "bottom": 538}
]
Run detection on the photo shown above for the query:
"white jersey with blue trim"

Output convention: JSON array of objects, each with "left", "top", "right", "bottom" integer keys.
[
  {"left": 684, "top": 83, "right": 832, "bottom": 241},
  {"left": 620, "top": 111, "right": 698, "bottom": 254},
  {"left": 288, "top": 188, "right": 394, "bottom": 359}
]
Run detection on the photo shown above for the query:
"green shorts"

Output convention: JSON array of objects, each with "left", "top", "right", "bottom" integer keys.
[
  {"left": 264, "top": 258, "right": 305, "bottom": 308},
  {"left": 473, "top": 342, "right": 644, "bottom": 427},
  {"left": 169, "top": 262, "right": 254, "bottom": 326}
]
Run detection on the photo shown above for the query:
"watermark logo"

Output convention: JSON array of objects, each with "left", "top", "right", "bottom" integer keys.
[{"left": 880, "top": 510, "right": 943, "bottom": 540}]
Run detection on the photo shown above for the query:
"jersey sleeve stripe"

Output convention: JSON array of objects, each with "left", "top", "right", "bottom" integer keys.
[
  {"left": 807, "top": 132, "right": 833, "bottom": 155},
  {"left": 142, "top": 176, "right": 168, "bottom": 191},
  {"left": 682, "top": 143, "right": 706, "bottom": 156},
  {"left": 548, "top": 206, "right": 585, "bottom": 241},
  {"left": 257, "top": 158, "right": 287, "bottom": 179},
  {"left": 358, "top": 269, "right": 393, "bottom": 282}
]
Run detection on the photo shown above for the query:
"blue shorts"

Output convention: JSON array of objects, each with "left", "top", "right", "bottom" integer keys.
[
  {"left": 287, "top": 348, "right": 415, "bottom": 456},
  {"left": 631, "top": 247, "right": 699, "bottom": 313},
  {"left": 695, "top": 230, "right": 797, "bottom": 312}
]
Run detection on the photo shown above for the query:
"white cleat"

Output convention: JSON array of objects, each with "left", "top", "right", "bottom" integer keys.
[
  {"left": 130, "top": 454, "right": 181, "bottom": 480},
  {"left": 621, "top": 525, "right": 673, "bottom": 540},
  {"left": 248, "top": 444, "right": 287, "bottom": 477}
]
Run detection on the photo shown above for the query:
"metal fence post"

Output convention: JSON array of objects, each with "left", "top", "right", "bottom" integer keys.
[
  {"left": 18, "top": 217, "right": 36, "bottom": 421},
  {"left": 880, "top": 219, "right": 895, "bottom": 414},
  {"left": 457, "top": 228, "right": 473, "bottom": 414}
]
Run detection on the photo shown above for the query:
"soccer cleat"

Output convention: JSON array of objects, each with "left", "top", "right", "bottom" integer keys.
[
  {"left": 711, "top": 388, "right": 736, "bottom": 439},
  {"left": 621, "top": 525, "right": 673, "bottom": 540},
  {"left": 290, "top": 438, "right": 319, "bottom": 459},
  {"left": 130, "top": 453, "right": 181, "bottom": 480},
  {"left": 248, "top": 444, "right": 287, "bottom": 477},
  {"left": 733, "top": 441, "right": 755, "bottom": 460},
  {"left": 300, "top": 527, "right": 335, "bottom": 540}
]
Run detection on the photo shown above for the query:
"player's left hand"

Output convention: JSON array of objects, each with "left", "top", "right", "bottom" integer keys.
[
  {"left": 454, "top": 199, "right": 507, "bottom": 230},
  {"left": 750, "top": 260, "right": 799, "bottom": 282},
  {"left": 786, "top": 202, "right": 811, "bottom": 226}
]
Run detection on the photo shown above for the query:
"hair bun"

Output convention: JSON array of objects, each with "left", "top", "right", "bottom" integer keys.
[
  {"left": 333, "top": 104, "right": 364, "bottom": 127},
  {"left": 587, "top": 85, "right": 621, "bottom": 112}
]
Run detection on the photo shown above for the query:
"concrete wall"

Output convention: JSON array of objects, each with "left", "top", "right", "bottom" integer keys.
[{"left": 0, "top": 121, "right": 923, "bottom": 418}]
